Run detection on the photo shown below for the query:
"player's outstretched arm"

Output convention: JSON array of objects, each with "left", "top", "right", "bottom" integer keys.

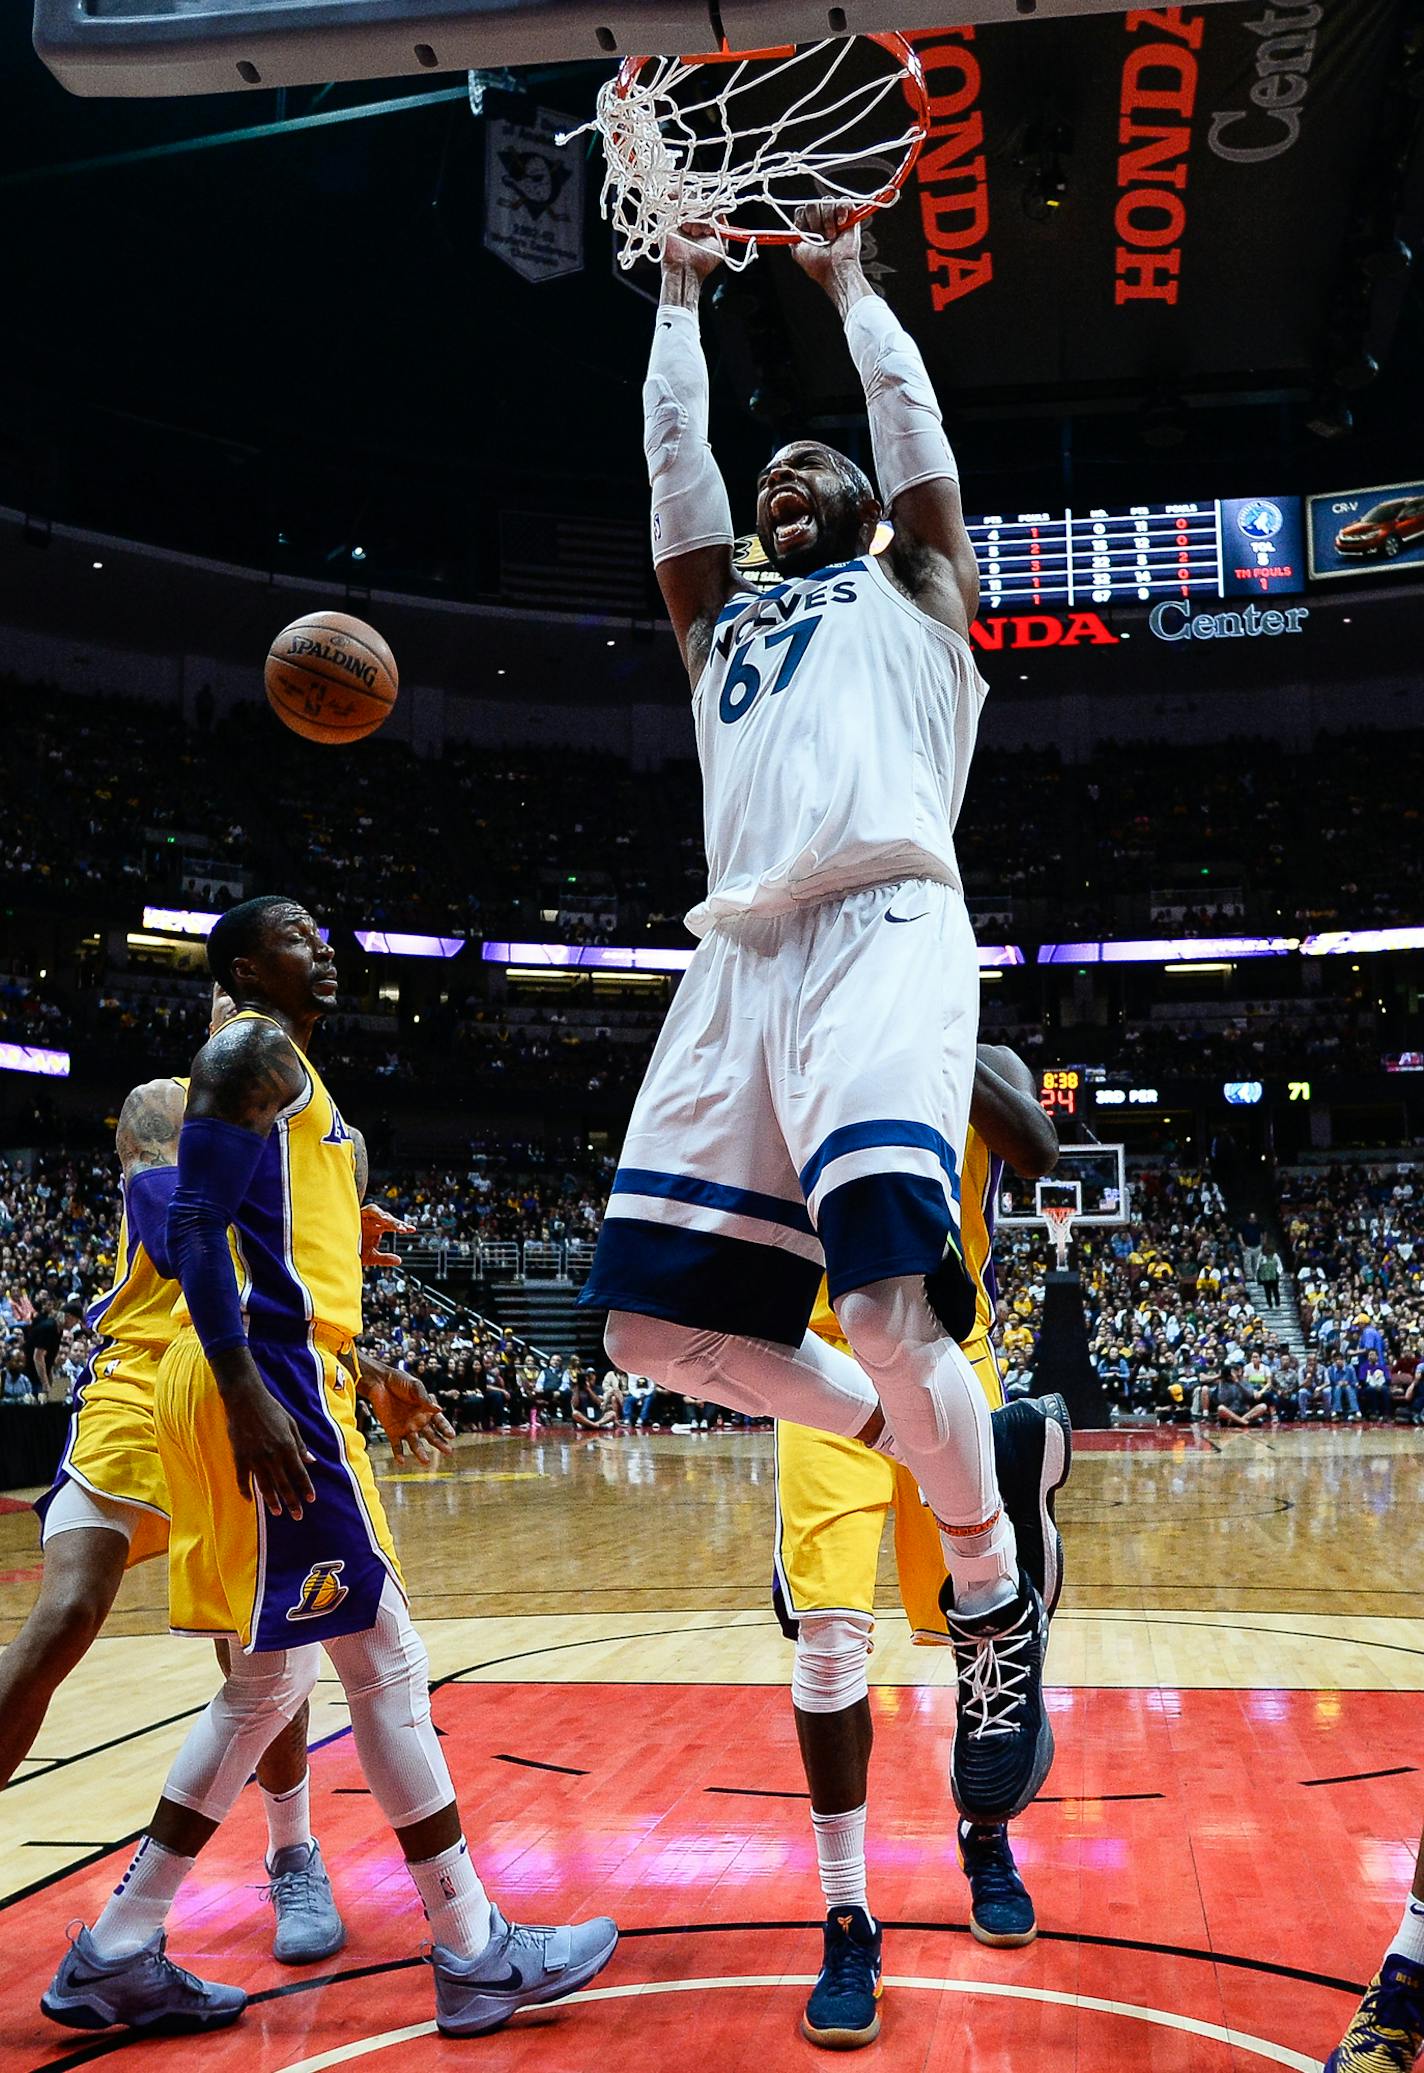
[
  {"left": 115, "top": 1077, "right": 186, "bottom": 1276},
  {"left": 167, "top": 1017, "right": 317, "bottom": 1519},
  {"left": 647, "top": 229, "right": 747, "bottom": 683},
  {"left": 971, "top": 1044, "right": 1060, "bottom": 1180},
  {"left": 792, "top": 201, "right": 979, "bottom": 638}
]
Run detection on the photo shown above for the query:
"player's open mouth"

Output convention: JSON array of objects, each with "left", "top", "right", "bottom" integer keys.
[{"left": 769, "top": 486, "right": 817, "bottom": 555}]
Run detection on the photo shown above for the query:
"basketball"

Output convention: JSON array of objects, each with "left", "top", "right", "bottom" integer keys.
[{"left": 264, "top": 610, "right": 398, "bottom": 744}]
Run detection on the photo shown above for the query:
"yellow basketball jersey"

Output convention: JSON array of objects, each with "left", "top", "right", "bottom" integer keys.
[
  {"left": 175, "top": 1013, "right": 361, "bottom": 1342},
  {"left": 85, "top": 1075, "right": 187, "bottom": 1371},
  {"left": 809, "top": 1125, "right": 1001, "bottom": 1354},
  {"left": 86, "top": 1192, "right": 181, "bottom": 1368}
]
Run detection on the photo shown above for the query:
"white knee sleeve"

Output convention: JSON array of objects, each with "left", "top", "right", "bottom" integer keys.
[
  {"left": 325, "top": 1581, "right": 453, "bottom": 1830},
  {"left": 164, "top": 1644, "right": 319, "bottom": 1824},
  {"left": 792, "top": 1611, "right": 874, "bottom": 1715},
  {"left": 839, "top": 1275, "right": 1001, "bottom": 1534},
  {"left": 604, "top": 1309, "right": 876, "bottom": 1437}
]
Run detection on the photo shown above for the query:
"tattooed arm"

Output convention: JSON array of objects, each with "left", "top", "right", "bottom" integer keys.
[
  {"left": 184, "top": 1014, "right": 307, "bottom": 1133},
  {"left": 115, "top": 1078, "right": 187, "bottom": 1274},
  {"left": 115, "top": 1078, "right": 186, "bottom": 1181}
]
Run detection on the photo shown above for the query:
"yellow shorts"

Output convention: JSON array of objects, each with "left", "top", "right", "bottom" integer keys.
[
  {"left": 52, "top": 1353, "right": 172, "bottom": 1570},
  {"left": 156, "top": 1326, "right": 404, "bottom": 1651},
  {"left": 773, "top": 1333, "right": 1003, "bottom": 1645}
]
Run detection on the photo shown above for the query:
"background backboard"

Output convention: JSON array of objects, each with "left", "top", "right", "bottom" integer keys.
[{"left": 996, "top": 1143, "right": 1128, "bottom": 1228}]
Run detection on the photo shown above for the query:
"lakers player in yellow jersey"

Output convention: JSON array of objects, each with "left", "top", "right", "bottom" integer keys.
[
  {"left": 41, "top": 898, "right": 617, "bottom": 2043},
  {"left": 776, "top": 1046, "right": 1068, "bottom": 2048},
  {"left": 3, "top": 1013, "right": 451, "bottom": 1966}
]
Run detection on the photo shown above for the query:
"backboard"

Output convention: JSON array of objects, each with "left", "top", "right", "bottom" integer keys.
[
  {"left": 35, "top": 0, "right": 1250, "bottom": 98},
  {"left": 996, "top": 1143, "right": 1128, "bottom": 1229}
]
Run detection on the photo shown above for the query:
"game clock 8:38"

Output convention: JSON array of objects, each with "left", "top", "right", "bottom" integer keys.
[{"left": 1039, "top": 1068, "right": 1081, "bottom": 1118}]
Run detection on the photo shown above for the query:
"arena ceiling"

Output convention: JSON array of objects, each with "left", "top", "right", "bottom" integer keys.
[{"left": 1, "top": 1, "right": 1422, "bottom": 591}]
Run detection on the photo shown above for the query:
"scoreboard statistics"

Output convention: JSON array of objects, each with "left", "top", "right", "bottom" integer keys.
[{"left": 971, "top": 496, "right": 1305, "bottom": 610}]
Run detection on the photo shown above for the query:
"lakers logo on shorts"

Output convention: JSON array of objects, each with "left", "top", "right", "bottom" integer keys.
[{"left": 287, "top": 1559, "right": 349, "bottom": 1622}]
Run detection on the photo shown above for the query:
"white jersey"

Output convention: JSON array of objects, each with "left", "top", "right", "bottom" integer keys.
[{"left": 685, "top": 552, "right": 987, "bottom": 938}]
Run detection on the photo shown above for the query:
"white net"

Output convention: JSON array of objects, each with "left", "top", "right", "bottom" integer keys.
[
  {"left": 562, "top": 36, "right": 926, "bottom": 272},
  {"left": 1043, "top": 1206, "right": 1078, "bottom": 1271}
]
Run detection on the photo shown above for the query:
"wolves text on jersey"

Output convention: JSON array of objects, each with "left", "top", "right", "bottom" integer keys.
[{"left": 712, "top": 572, "right": 862, "bottom": 726}]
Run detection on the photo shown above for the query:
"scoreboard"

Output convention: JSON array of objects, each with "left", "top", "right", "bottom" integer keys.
[
  {"left": 971, "top": 496, "right": 1305, "bottom": 610},
  {"left": 1039, "top": 1067, "right": 1083, "bottom": 1119}
]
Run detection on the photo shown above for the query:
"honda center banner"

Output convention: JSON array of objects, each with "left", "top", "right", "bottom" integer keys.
[{"left": 774, "top": 1, "right": 1403, "bottom": 408}]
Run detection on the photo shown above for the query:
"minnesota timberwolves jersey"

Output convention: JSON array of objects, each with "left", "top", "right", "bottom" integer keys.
[
  {"left": 175, "top": 1013, "right": 362, "bottom": 1344},
  {"left": 808, "top": 1127, "right": 1003, "bottom": 1353},
  {"left": 686, "top": 553, "right": 988, "bottom": 938}
]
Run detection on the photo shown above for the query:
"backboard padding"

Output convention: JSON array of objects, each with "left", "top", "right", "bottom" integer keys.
[{"left": 35, "top": 0, "right": 1253, "bottom": 98}]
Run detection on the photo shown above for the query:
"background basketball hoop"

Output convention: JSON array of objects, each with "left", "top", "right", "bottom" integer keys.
[
  {"left": 564, "top": 34, "right": 929, "bottom": 271},
  {"left": 1037, "top": 1178, "right": 1083, "bottom": 1272}
]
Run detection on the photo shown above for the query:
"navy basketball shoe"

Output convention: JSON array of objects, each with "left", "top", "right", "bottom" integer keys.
[
  {"left": 941, "top": 1569, "right": 1054, "bottom": 1824},
  {"left": 1325, "top": 1956, "right": 1424, "bottom": 2071},
  {"left": 990, "top": 1393, "right": 1073, "bottom": 1618},
  {"left": 802, "top": 1905, "right": 883, "bottom": 2050},
  {"left": 958, "top": 1820, "right": 1037, "bottom": 1948}
]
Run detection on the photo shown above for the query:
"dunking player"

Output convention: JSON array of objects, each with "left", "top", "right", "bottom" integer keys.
[
  {"left": 776, "top": 1046, "right": 1068, "bottom": 2046},
  {"left": 41, "top": 899, "right": 616, "bottom": 2040},
  {"left": 3, "top": 1003, "right": 444, "bottom": 1963},
  {"left": 587, "top": 201, "right": 1061, "bottom": 1822}
]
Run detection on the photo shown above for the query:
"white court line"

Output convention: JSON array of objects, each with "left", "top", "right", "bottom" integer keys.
[{"left": 273, "top": 1971, "right": 1324, "bottom": 2072}]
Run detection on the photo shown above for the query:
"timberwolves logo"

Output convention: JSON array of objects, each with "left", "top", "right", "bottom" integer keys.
[
  {"left": 287, "top": 1560, "right": 349, "bottom": 1621},
  {"left": 1236, "top": 500, "right": 1283, "bottom": 545}
]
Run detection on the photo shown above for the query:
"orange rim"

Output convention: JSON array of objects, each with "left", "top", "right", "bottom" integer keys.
[{"left": 611, "top": 31, "right": 929, "bottom": 246}]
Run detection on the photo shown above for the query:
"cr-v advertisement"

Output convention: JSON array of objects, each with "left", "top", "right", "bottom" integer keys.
[{"left": 1309, "top": 480, "right": 1424, "bottom": 581}]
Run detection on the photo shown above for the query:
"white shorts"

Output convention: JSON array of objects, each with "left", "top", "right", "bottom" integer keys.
[{"left": 583, "top": 878, "right": 978, "bottom": 1345}]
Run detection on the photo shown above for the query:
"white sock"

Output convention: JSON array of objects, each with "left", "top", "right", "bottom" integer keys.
[
  {"left": 811, "top": 1802, "right": 870, "bottom": 1915},
  {"left": 940, "top": 1510, "right": 1019, "bottom": 1619},
  {"left": 91, "top": 1837, "right": 194, "bottom": 1959},
  {"left": 1388, "top": 1897, "right": 1424, "bottom": 1967},
  {"left": 262, "top": 1772, "right": 314, "bottom": 1865},
  {"left": 869, "top": 1393, "right": 1017, "bottom": 1616},
  {"left": 408, "top": 1837, "right": 492, "bottom": 1959}
]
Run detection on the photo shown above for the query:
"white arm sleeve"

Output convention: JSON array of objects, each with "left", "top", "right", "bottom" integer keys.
[
  {"left": 843, "top": 292, "right": 959, "bottom": 506},
  {"left": 644, "top": 304, "right": 734, "bottom": 568}
]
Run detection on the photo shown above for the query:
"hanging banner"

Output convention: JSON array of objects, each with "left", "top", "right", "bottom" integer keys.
[
  {"left": 775, "top": 1, "right": 1402, "bottom": 404},
  {"left": 483, "top": 105, "right": 585, "bottom": 285}
]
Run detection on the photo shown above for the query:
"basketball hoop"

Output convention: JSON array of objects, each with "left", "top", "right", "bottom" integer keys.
[
  {"left": 1043, "top": 1204, "right": 1078, "bottom": 1272},
  {"left": 1035, "top": 1177, "right": 1083, "bottom": 1271},
  {"left": 562, "top": 34, "right": 929, "bottom": 271}
]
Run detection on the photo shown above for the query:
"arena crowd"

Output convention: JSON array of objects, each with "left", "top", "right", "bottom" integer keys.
[{"left": 3, "top": 1136, "right": 1421, "bottom": 1441}]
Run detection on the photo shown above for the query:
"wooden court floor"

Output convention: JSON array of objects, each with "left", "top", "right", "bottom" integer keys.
[{"left": 3, "top": 1423, "right": 1424, "bottom": 2071}]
